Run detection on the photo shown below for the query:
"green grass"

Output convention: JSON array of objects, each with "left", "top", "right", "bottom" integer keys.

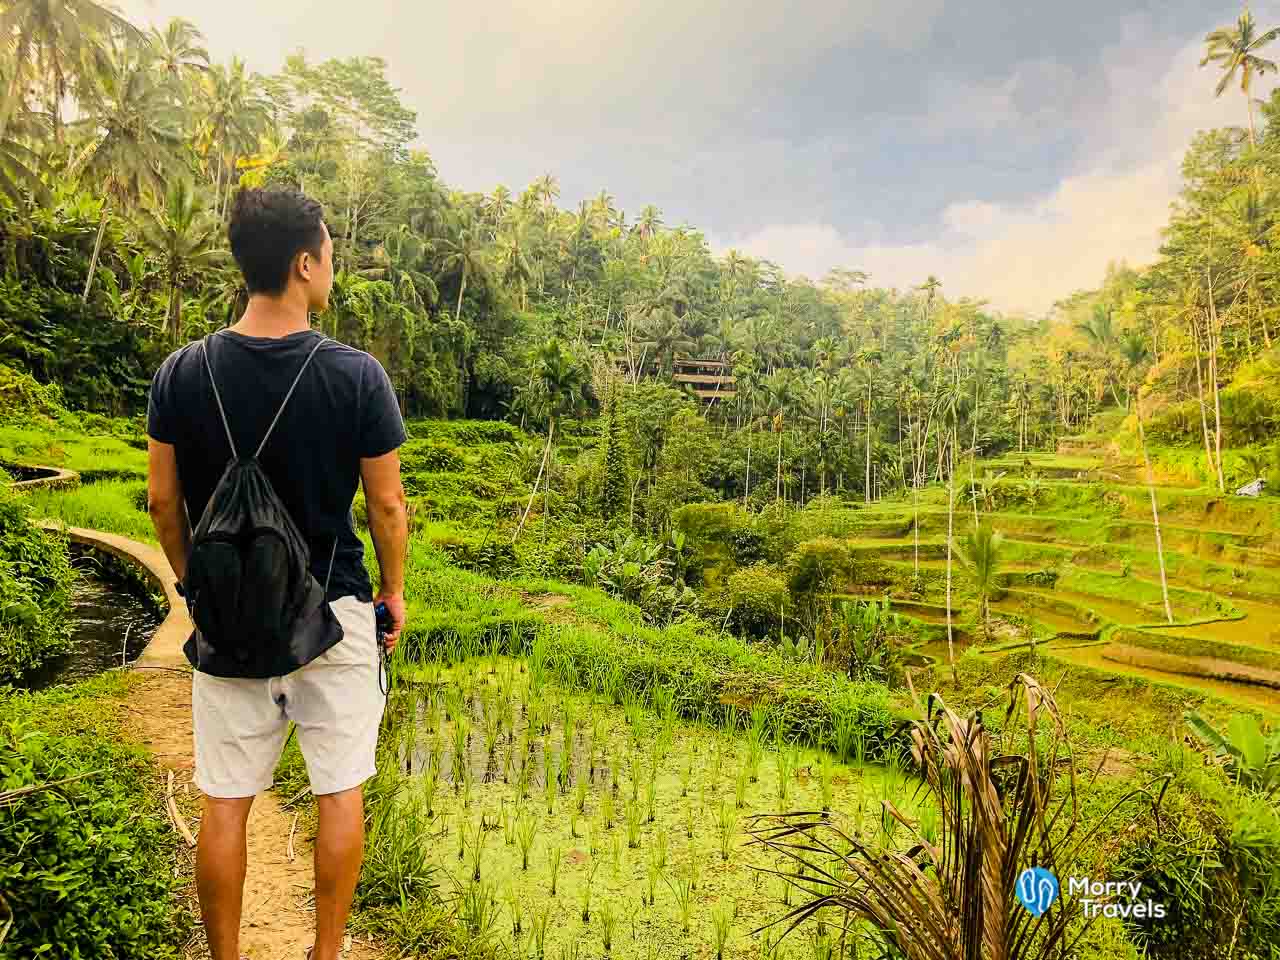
[{"left": 21, "top": 477, "right": 156, "bottom": 542}]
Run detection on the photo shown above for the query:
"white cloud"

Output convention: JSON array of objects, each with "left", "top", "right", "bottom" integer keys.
[{"left": 716, "top": 32, "right": 1274, "bottom": 314}]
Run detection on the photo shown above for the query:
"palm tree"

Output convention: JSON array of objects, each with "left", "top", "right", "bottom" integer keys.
[
  {"left": 1201, "top": 8, "right": 1279, "bottom": 146},
  {"left": 149, "top": 17, "right": 209, "bottom": 91},
  {"left": 0, "top": 104, "right": 51, "bottom": 205},
  {"left": 639, "top": 307, "right": 695, "bottom": 375},
  {"left": 514, "top": 338, "right": 586, "bottom": 540},
  {"left": 764, "top": 369, "right": 796, "bottom": 502},
  {"left": 135, "top": 178, "right": 225, "bottom": 346},
  {"left": 495, "top": 216, "right": 535, "bottom": 311},
  {"left": 635, "top": 204, "right": 663, "bottom": 241},
  {"left": 486, "top": 185, "right": 513, "bottom": 227},
  {"left": 195, "top": 58, "right": 272, "bottom": 219},
  {"left": 439, "top": 220, "right": 488, "bottom": 322},
  {"left": 855, "top": 347, "right": 881, "bottom": 504},
  {"left": 531, "top": 173, "right": 560, "bottom": 213},
  {"left": 955, "top": 524, "right": 1004, "bottom": 639},
  {"left": 0, "top": 0, "right": 144, "bottom": 142},
  {"left": 70, "top": 44, "right": 184, "bottom": 302}
]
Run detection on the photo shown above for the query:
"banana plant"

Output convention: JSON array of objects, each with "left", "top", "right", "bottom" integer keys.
[{"left": 1185, "top": 710, "right": 1280, "bottom": 796}]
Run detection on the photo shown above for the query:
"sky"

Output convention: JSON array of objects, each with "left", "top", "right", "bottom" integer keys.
[{"left": 118, "top": 0, "right": 1280, "bottom": 315}]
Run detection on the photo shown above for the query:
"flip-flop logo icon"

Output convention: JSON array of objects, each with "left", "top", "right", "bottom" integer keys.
[{"left": 1016, "top": 867, "right": 1060, "bottom": 916}]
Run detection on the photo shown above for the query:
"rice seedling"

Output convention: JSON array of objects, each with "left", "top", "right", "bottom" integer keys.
[
  {"left": 462, "top": 763, "right": 474, "bottom": 808},
  {"left": 817, "top": 751, "right": 835, "bottom": 814},
  {"left": 610, "top": 833, "right": 623, "bottom": 876},
  {"left": 457, "top": 815, "right": 467, "bottom": 861},
  {"left": 652, "top": 827, "right": 669, "bottom": 872},
  {"left": 465, "top": 816, "right": 488, "bottom": 881},
  {"left": 600, "top": 902, "right": 617, "bottom": 952},
  {"left": 717, "top": 801, "right": 737, "bottom": 862},
  {"left": 503, "top": 802, "right": 517, "bottom": 846},
  {"left": 451, "top": 716, "right": 470, "bottom": 785},
  {"left": 558, "top": 741, "right": 572, "bottom": 790},
  {"left": 483, "top": 700, "right": 501, "bottom": 757},
  {"left": 544, "top": 763, "right": 557, "bottom": 814},
  {"left": 643, "top": 863, "right": 660, "bottom": 907},
  {"left": 628, "top": 751, "right": 640, "bottom": 802},
  {"left": 684, "top": 800, "right": 696, "bottom": 840},
  {"left": 589, "top": 816, "right": 600, "bottom": 855},
  {"left": 644, "top": 774, "right": 657, "bottom": 823},
  {"left": 575, "top": 776, "right": 588, "bottom": 813},
  {"left": 688, "top": 843, "right": 702, "bottom": 890},
  {"left": 734, "top": 764, "right": 749, "bottom": 810},
  {"left": 775, "top": 746, "right": 794, "bottom": 805},
  {"left": 549, "top": 844, "right": 563, "bottom": 896},
  {"left": 558, "top": 942, "right": 580, "bottom": 960},
  {"left": 518, "top": 749, "right": 533, "bottom": 800},
  {"left": 570, "top": 807, "right": 582, "bottom": 839},
  {"left": 516, "top": 809, "right": 538, "bottom": 870},
  {"left": 531, "top": 905, "right": 550, "bottom": 959},
  {"left": 422, "top": 769, "right": 438, "bottom": 818},
  {"left": 666, "top": 873, "right": 695, "bottom": 932},
  {"left": 505, "top": 883, "right": 524, "bottom": 935},
  {"left": 601, "top": 789, "right": 616, "bottom": 829},
  {"left": 459, "top": 878, "right": 501, "bottom": 943},
  {"left": 678, "top": 758, "right": 694, "bottom": 798},
  {"left": 810, "top": 931, "right": 834, "bottom": 960},
  {"left": 561, "top": 698, "right": 576, "bottom": 743},
  {"left": 580, "top": 861, "right": 598, "bottom": 922},
  {"left": 625, "top": 798, "right": 643, "bottom": 849},
  {"left": 747, "top": 705, "right": 768, "bottom": 782},
  {"left": 711, "top": 901, "right": 733, "bottom": 960}
]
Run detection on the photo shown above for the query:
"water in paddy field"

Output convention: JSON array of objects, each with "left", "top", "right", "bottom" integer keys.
[{"left": 27, "top": 554, "right": 160, "bottom": 690}]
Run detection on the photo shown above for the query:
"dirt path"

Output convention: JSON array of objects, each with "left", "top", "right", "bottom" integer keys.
[{"left": 129, "top": 668, "right": 387, "bottom": 960}]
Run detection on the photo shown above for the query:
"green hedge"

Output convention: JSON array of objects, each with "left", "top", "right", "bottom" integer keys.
[
  {"left": 0, "top": 473, "right": 74, "bottom": 680},
  {"left": 0, "top": 678, "right": 188, "bottom": 958}
]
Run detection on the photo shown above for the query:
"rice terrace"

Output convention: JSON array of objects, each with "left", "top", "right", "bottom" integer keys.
[{"left": 2, "top": 2, "right": 1280, "bottom": 959}]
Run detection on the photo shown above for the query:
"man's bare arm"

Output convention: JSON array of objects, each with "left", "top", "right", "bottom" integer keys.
[
  {"left": 147, "top": 439, "right": 192, "bottom": 581},
  {"left": 360, "top": 448, "right": 408, "bottom": 647}
]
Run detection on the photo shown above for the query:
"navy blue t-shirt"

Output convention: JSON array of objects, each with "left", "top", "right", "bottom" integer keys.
[{"left": 147, "top": 328, "right": 406, "bottom": 602}]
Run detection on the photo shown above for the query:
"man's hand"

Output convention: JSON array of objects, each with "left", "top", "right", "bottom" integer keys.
[{"left": 375, "top": 591, "right": 405, "bottom": 653}]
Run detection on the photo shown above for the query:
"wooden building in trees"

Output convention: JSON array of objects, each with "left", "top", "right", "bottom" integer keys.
[{"left": 671, "top": 358, "right": 736, "bottom": 403}]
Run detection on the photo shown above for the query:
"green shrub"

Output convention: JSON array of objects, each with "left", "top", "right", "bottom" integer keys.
[
  {"left": 428, "top": 528, "right": 516, "bottom": 576},
  {"left": 724, "top": 563, "right": 790, "bottom": 640},
  {"left": 400, "top": 438, "right": 467, "bottom": 473},
  {"left": 0, "top": 362, "right": 65, "bottom": 425},
  {"left": 0, "top": 681, "right": 188, "bottom": 958},
  {"left": 786, "top": 536, "right": 854, "bottom": 597},
  {"left": 0, "top": 476, "right": 74, "bottom": 680}
]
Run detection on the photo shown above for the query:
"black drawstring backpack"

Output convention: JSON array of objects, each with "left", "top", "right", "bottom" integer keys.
[{"left": 181, "top": 333, "right": 343, "bottom": 678}]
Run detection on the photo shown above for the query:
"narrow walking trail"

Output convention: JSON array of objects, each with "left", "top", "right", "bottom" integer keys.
[{"left": 52, "top": 524, "right": 383, "bottom": 960}]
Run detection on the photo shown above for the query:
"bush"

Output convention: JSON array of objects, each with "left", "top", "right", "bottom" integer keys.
[
  {"left": 0, "top": 681, "right": 188, "bottom": 958},
  {"left": 400, "top": 438, "right": 467, "bottom": 473},
  {"left": 786, "top": 536, "right": 854, "bottom": 598},
  {"left": 0, "top": 475, "right": 74, "bottom": 680},
  {"left": 724, "top": 563, "right": 790, "bottom": 640},
  {"left": 428, "top": 528, "right": 516, "bottom": 576},
  {"left": 0, "top": 362, "right": 65, "bottom": 424}
]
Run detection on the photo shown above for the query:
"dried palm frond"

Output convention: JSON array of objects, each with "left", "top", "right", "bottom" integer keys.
[{"left": 747, "top": 673, "right": 1169, "bottom": 960}]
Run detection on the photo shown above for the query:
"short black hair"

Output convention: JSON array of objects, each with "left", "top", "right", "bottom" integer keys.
[{"left": 228, "top": 188, "right": 327, "bottom": 295}]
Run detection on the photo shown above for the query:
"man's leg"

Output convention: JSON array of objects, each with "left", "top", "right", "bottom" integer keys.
[
  {"left": 313, "top": 786, "right": 366, "bottom": 960},
  {"left": 196, "top": 795, "right": 255, "bottom": 960}
]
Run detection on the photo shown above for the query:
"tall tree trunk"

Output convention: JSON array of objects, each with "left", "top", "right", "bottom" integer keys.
[
  {"left": 775, "top": 423, "right": 783, "bottom": 502},
  {"left": 81, "top": 211, "right": 109, "bottom": 304},
  {"left": 945, "top": 424, "right": 957, "bottom": 679},
  {"left": 456, "top": 265, "right": 468, "bottom": 322},
  {"left": 1206, "top": 270, "right": 1226, "bottom": 493},
  {"left": 864, "top": 380, "right": 872, "bottom": 505},
  {"left": 1192, "top": 321, "right": 1217, "bottom": 484},
  {"left": 744, "top": 428, "right": 752, "bottom": 504},
  {"left": 1137, "top": 405, "right": 1174, "bottom": 624},
  {"left": 514, "top": 418, "right": 554, "bottom": 542}
]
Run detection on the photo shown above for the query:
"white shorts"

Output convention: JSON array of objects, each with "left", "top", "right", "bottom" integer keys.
[{"left": 191, "top": 595, "right": 386, "bottom": 798}]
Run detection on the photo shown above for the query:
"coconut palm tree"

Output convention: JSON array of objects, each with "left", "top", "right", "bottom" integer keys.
[
  {"left": 0, "top": 0, "right": 144, "bottom": 142},
  {"left": 531, "top": 173, "right": 560, "bottom": 213},
  {"left": 70, "top": 44, "right": 184, "bottom": 302},
  {"left": 485, "top": 184, "right": 513, "bottom": 228},
  {"left": 639, "top": 307, "right": 695, "bottom": 375},
  {"left": 764, "top": 369, "right": 797, "bottom": 502},
  {"left": 1201, "top": 7, "right": 1279, "bottom": 146},
  {"left": 149, "top": 17, "right": 209, "bottom": 92},
  {"left": 635, "top": 204, "right": 663, "bottom": 241},
  {"left": 195, "top": 57, "right": 272, "bottom": 218},
  {"left": 439, "top": 220, "right": 489, "bottom": 322},
  {"left": 0, "top": 102, "right": 51, "bottom": 205},
  {"left": 955, "top": 524, "right": 1004, "bottom": 639},
  {"left": 495, "top": 216, "right": 535, "bottom": 311},
  {"left": 135, "top": 177, "right": 225, "bottom": 345}
]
